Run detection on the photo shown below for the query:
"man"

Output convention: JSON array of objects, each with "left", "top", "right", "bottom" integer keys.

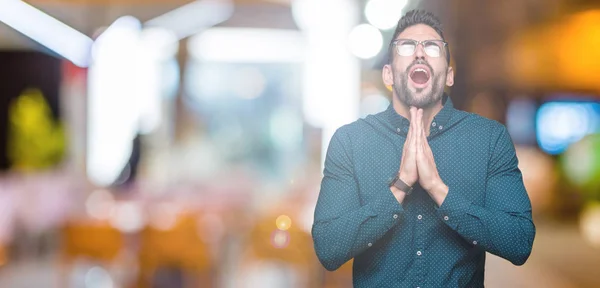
[{"left": 311, "top": 9, "right": 535, "bottom": 287}]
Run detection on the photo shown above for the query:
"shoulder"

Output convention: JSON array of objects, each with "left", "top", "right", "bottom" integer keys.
[
  {"left": 331, "top": 111, "right": 388, "bottom": 141},
  {"left": 452, "top": 109, "right": 508, "bottom": 137},
  {"left": 326, "top": 112, "right": 389, "bottom": 160}
]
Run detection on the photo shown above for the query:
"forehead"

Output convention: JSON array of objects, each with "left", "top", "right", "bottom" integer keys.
[{"left": 396, "top": 24, "right": 442, "bottom": 40}]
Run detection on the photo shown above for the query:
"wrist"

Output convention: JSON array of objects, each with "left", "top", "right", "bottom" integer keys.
[
  {"left": 390, "top": 173, "right": 414, "bottom": 196},
  {"left": 428, "top": 180, "right": 448, "bottom": 196},
  {"left": 428, "top": 181, "right": 448, "bottom": 207},
  {"left": 398, "top": 172, "right": 415, "bottom": 187},
  {"left": 389, "top": 186, "right": 407, "bottom": 203}
]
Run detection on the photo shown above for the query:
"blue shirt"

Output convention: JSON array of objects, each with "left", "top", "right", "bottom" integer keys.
[{"left": 312, "top": 96, "right": 535, "bottom": 287}]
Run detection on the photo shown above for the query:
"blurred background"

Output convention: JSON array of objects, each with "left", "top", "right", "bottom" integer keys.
[{"left": 0, "top": 0, "right": 599, "bottom": 287}]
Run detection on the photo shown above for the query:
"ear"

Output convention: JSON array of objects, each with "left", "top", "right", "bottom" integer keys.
[
  {"left": 382, "top": 64, "right": 394, "bottom": 87},
  {"left": 445, "top": 66, "right": 454, "bottom": 87}
]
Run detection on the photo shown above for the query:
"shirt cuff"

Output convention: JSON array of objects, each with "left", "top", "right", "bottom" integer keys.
[
  {"left": 365, "top": 188, "right": 404, "bottom": 222},
  {"left": 435, "top": 187, "right": 471, "bottom": 231}
]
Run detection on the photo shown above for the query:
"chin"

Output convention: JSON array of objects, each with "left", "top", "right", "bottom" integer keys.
[
  {"left": 404, "top": 92, "right": 440, "bottom": 109},
  {"left": 395, "top": 78, "right": 442, "bottom": 108},
  {"left": 410, "top": 100, "right": 435, "bottom": 109},
  {"left": 410, "top": 91, "right": 432, "bottom": 103}
]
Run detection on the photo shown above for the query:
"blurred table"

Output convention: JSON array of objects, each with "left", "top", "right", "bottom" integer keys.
[{"left": 485, "top": 219, "right": 600, "bottom": 288}]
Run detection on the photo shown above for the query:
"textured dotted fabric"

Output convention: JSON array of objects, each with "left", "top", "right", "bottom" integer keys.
[{"left": 312, "top": 95, "right": 535, "bottom": 288}]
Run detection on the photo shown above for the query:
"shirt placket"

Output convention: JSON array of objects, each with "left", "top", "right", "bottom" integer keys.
[
  {"left": 414, "top": 201, "right": 427, "bottom": 287},
  {"left": 430, "top": 117, "right": 444, "bottom": 137}
]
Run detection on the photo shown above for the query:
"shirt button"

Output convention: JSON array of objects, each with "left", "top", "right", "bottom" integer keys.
[
  {"left": 417, "top": 215, "right": 423, "bottom": 220},
  {"left": 432, "top": 122, "right": 436, "bottom": 127},
  {"left": 439, "top": 125, "right": 443, "bottom": 130},
  {"left": 473, "top": 241, "right": 478, "bottom": 245},
  {"left": 397, "top": 127, "right": 401, "bottom": 133},
  {"left": 416, "top": 251, "right": 422, "bottom": 256},
  {"left": 368, "top": 242, "right": 372, "bottom": 247},
  {"left": 393, "top": 214, "right": 398, "bottom": 219},
  {"left": 444, "top": 216, "right": 449, "bottom": 221}
]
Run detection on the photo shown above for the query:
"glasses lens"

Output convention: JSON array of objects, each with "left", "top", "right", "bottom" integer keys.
[
  {"left": 397, "top": 40, "right": 416, "bottom": 56},
  {"left": 423, "top": 41, "right": 442, "bottom": 57}
]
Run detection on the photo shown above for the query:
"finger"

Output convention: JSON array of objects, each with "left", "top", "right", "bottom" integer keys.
[
  {"left": 422, "top": 114, "right": 427, "bottom": 146},
  {"left": 422, "top": 114, "right": 429, "bottom": 149},
  {"left": 415, "top": 110, "right": 422, "bottom": 155},
  {"left": 403, "top": 128, "right": 410, "bottom": 154},
  {"left": 417, "top": 109, "right": 424, "bottom": 145},
  {"left": 405, "top": 108, "right": 415, "bottom": 148},
  {"left": 418, "top": 109, "right": 425, "bottom": 138},
  {"left": 427, "top": 140, "right": 435, "bottom": 160},
  {"left": 409, "top": 107, "right": 418, "bottom": 153},
  {"left": 419, "top": 125, "right": 432, "bottom": 156},
  {"left": 409, "top": 107, "right": 417, "bottom": 136},
  {"left": 416, "top": 132, "right": 425, "bottom": 165}
]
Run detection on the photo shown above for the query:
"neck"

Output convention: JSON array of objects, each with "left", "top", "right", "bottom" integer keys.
[{"left": 393, "top": 97, "right": 443, "bottom": 136}]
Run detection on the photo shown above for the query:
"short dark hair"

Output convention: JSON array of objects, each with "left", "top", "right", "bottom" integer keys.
[{"left": 387, "top": 9, "right": 450, "bottom": 65}]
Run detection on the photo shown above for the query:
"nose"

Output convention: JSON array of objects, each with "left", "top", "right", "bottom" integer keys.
[{"left": 414, "top": 42, "right": 426, "bottom": 59}]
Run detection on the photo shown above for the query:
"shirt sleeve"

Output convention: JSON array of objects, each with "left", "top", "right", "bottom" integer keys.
[
  {"left": 435, "top": 125, "right": 536, "bottom": 265},
  {"left": 312, "top": 127, "right": 405, "bottom": 271}
]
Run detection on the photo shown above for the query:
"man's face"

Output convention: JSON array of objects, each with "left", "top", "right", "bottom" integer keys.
[{"left": 383, "top": 24, "right": 454, "bottom": 108}]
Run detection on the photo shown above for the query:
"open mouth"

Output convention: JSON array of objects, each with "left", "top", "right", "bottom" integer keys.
[{"left": 409, "top": 67, "right": 431, "bottom": 86}]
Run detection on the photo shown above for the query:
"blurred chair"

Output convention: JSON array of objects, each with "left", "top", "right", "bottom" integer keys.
[
  {"left": 0, "top": 243, "right": 6, "bottom": 268},
  {"left": 321, "top": 259, "right": 353, "bottom": 288},
  {"left": 237, "top": 213, "right": 321, "bottom": 288},
  {"left": 136, "top": 213, "right": 214, "bottom": 288},
  {"left": 59, "top": 220, "right": 125, "bottom": 287}
]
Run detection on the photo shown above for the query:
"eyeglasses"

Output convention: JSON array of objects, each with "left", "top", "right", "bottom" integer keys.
[{"left": 392, "top": 39, "right": 448, "bottom": 58}]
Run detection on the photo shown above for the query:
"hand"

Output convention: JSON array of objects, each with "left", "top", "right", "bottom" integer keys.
[
  {"left": 415, "top": 111, "right": 447, "bottom": 198},
  {"left": 397, "top": 107, "right": 420, "bottom": 187}
]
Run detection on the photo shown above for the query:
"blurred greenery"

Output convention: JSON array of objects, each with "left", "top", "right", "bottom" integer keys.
[{"left": 7, "top": 88, "right": 66, "bottom": 171}]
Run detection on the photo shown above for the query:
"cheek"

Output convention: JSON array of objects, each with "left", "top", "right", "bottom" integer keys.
[
  {"left": 392, "top": 58, "right": 411, "bottom": 72},
  {"left": 394, "top": 71, "right": 407, "bottom": 83},
  {"left": 392, "top": 67, "right": 409, "bottom": 80},
  {"left": 431, "top": 61, "right": 447, "bottom": 73},
  {"left": 433, "top": 67, "right": 448, "bottom": 79}
]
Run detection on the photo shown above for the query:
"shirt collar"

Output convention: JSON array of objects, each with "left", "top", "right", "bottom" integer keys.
[{"left": 384, "top": 93, "right": 455, "bottom": 136}]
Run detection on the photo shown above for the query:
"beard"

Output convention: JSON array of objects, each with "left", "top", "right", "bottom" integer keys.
[{"left": 393, "top": 60, "right": 446, "bottom": 109}]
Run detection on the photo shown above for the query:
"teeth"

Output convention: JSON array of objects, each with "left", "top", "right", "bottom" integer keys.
[{"left": 414, "top": 68, "right": 428, "bottom": 75}]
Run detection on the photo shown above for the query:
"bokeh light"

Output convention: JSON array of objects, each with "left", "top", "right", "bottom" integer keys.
[
  {"left": 562, "top": 134, "right": 600, "bottom": 197},
  {"left": 109, "top": 202, "right": 145, "bottom": 233},
  {"left": 138, "top": 27, "right": 179, "bottom": 61},
  {"left": 85, "top": 189, "right": 115, "bottom": 220},
  {"left": 536, "top": 102, "right": 600, "bottom": 155},
  {"left": 348, "top": 24, "right": 383, "bottom": 59},
  {"left": 270, "top": 230, "right": 290, "bottom": 249},
  {"left": 275, "top": 215, "right": 292, "bottom": 231},
  {"left": 291, "top": 0, "right": 356, "bottom": 32},
  {"left": 580, "top": 203, "right": 600, "bottom": 248},
  {"left": 148, "top": 202, "right": 179, "bottom": 231},
  {"left": 365, "top": 0, "right": 408, "bottom": 30},
  {"left": 84, "top": 266, "right": 114, "bottom": 288}
]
